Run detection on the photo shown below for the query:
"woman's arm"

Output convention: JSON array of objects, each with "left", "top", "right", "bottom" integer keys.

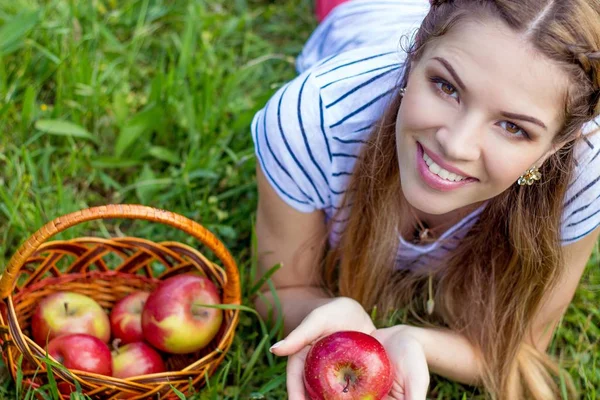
[
  {"left": 374, "top": 324, "right": 482, "bottom": 386},
  {"left": 256, "top": 164, "right": 381, "bottom": 398},
  {"left": 529, "top": 225, "right": 600, "bottom": 351},
  {"left": 376, "top": 226, "right": 600, "bottom": 387},
  {"left": 254, "top": 164, "right": 334, "bottom": 333}
]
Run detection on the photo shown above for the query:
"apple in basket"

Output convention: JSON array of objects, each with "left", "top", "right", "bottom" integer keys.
[
  {"left": 141, "top": 274, "right": 223, "bottom": 354},
  {"left": 31, "top": 291, "right": 110, "bottom": 346},
  {"left": 110, "top": 291, "right": 151, "bottom": 344},
  {"left": 47, "top": 333, "right": 113, "bottom": 376},
  {"left": 303, "top": 331, "right": 394, "bottom": 400},
  {"left": 112, "top": 341, "right": 167, "bottom": 378}
]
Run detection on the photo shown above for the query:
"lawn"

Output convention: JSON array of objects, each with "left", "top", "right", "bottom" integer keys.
[{"left": 0, "top": 0, "right": 599, "bottom": 399}]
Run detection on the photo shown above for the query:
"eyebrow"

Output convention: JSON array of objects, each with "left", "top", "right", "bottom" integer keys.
[
  {"left": 433, "top": 56, "right": 548, "bottom": 131},
  {"left": 501, "top": 112, "right": 547, "bottom": 130},
  {"left": 433, "top": 57, "right": 467, "bottom": 91}
]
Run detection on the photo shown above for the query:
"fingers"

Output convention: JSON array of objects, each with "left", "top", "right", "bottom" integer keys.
[
  {"left": 270, "top": 297, "right": 376, "bottom": 356},
  {"left": 271, "top": 298, "right": 378, "bottom": 400},
  {"left": 270, "top": 310, "right": 328, "bottom": 356},
  {"left": 371, "top": 326, "right": 398, "bottom": 345},
  {"left": 394, "top": 338, "right": 430, "bottom": 400},
  {"left": 286, "top": 347, "right": 310, "bottom": 400},
  {"left": 374, "top": 327, "right": 430, "bottom": 400},
  {"left": 404, "top": 352, "right": 429, "bottom": 400}
]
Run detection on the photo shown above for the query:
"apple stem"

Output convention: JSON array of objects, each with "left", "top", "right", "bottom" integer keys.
[
  {"left": 63, "top": 302, "right": 69, "bottom": 315},
  {"left": 112, "top": 338, "right": 122, "bottom": 354},
  {"left": 343, "top": 376, "right": 351, "bottom": 393},
  {"left": 191, "top": 304, "right": 210, "bottom": 319}
]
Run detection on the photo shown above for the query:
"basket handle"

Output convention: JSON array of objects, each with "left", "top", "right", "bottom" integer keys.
[{"left": 0, "top": 204, "right": 241, "bottom": 302}]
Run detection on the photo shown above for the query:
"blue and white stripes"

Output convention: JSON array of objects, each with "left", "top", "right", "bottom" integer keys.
[
  {"left": 251, "top": 0, "right": 600, "bottom": 269},
  {"left": 296, "top": 0, "right": 430, "bottom": 74},
  {"left": 252, "top": 70, "right": 331, "bottom": 212},
  {"left": 561, "top": 120, "right": 600, "bottom": 244}
]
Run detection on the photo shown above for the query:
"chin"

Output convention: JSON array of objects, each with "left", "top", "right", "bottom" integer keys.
[
  {"left": 400, "top": 176, "right": 459, "bottom": 215},
  {"left": 406, "top": 192, "right": 456, "bottom": 215}
]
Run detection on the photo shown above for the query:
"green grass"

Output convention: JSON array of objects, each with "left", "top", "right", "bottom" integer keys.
[{"left": 0, "top": 0, "right": 598, "bottom": 399}]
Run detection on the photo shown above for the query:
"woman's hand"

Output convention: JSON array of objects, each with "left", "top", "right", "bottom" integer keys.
[
  {"left": 372, "top": 326, "right": 430, "bottom": 400},
  {"left": 268, "top": 297, "right": 376, "bottom": 399}
]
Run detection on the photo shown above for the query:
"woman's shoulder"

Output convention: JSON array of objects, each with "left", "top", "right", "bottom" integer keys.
[
  {"left": 571, "top": 122, "right": 600, "bottom": 182},
  {"left": 250, "top": 45, "right": 405, "bottom": 213},
  {"left": 296, "top": 0, "right": 429, "bottom": 73},
  {"left": 310, "top": 44, "right": 406, "bottom": 137},
  {"left": 561, "top": 124, "right": 600, "bottom": 244}
]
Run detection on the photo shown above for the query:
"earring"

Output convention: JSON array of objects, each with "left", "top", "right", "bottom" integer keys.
[
  {"left": 517, "top": 166, "right": 542, "bottom": 186},
  {"left": 399, "top": 87, "right": 406, "bottom": 97}
]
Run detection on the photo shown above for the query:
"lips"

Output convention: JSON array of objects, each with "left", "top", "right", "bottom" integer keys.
[
  {"left": 422, "top": 152, "right": 467, "bottom": 182},
  {"left": 419, "top": 143, "right": 475, "bottom": 179},
  {"left": 415, "top": 142, "right": 478, "bottom": 192}
]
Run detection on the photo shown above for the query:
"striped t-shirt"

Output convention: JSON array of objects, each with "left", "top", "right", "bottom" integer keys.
[{"left": 251, "top": 0, "right": 600, "bottom": 270}]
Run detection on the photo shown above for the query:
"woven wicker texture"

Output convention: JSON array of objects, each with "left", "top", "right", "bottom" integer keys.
[{"left": 0, "top": 204, "right": 241, "bottom": 399}]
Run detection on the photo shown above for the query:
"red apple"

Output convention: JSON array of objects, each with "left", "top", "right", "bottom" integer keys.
[
  {"left": 303, "top": 331, "right": 393, "bottom": 400},
  {"left": 47, "top": 333, "right": 112, "bottom": 376},
  {"left": 31, "top": 291, "right": 110, "bottom": 346},
  {"left": 110, "top": 291, "right": 150, "bottom": 344},
  {"left": 56, "top": 381, "right": 76, "bottom": 397},
  {"left": 112, "top": 341, "right": 166, "bottom": 378},
  {"left": 141, "top": 274, "right": 222, "bottom": 354}
]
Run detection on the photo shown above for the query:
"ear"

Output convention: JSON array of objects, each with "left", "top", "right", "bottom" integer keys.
[
  {"left": 536, "top": 145, "right": 560, "bottom": 166},
  {"left": 536, "top": 131, "right": 580, "bottom": 166}
]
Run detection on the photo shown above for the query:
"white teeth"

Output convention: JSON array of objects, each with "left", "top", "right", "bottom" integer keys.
[
  {"left": 430, "top": 163, "right": 441, "bottom": 174},
  {"left": 424, "top": 156, "right": 434, "bottom": 167},
  {"left": 422, "top": 152, "right": 466, "bottom": 182}
]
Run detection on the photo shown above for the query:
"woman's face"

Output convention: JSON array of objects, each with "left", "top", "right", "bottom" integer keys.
[{"left": 396, "top": 16, "right": 570, "bottom": 216}]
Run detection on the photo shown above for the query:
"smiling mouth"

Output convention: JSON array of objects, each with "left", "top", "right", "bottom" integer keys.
[
  {"left": 415, "top": 143, "right": 479, "bottom": 192},
  {"left": 422, "top": 152, "right": 469, "bottom": 182}
]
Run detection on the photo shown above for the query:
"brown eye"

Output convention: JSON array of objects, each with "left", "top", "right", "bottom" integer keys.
[
  {"left": 505, "top": 122, "right": 520, "bottom": 134},
  {"left": 498, "top": 121, "right": 528, "bottom": 138},
  {"left": 441, "top": 82, "right": 455, "bottom": 95},
  {"left": 430, "top": 77, "right": 459, "bottom": 100}
]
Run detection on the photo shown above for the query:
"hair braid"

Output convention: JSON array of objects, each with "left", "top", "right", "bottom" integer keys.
[
  {"left": 430, "top": 0, "right": 451, "bottom": 7},
  {"left": 570, "top": 47, "right": 600, "bottom": 116}
]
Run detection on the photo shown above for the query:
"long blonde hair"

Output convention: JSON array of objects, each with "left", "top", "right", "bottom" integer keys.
[{"left": 322, "top": 0, "right": 600, "bottom": 398}]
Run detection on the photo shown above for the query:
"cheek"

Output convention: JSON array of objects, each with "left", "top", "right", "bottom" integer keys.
[
  {"left": 397, "top": 84, "right": 451, "bottom": 136},
  {"left": 484, "top": 148, "right": 537, "bottom": 187}
]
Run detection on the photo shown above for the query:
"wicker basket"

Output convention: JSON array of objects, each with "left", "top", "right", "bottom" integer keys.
[{"left": 0, "top": 204, "right": 241, "bottom": 399}]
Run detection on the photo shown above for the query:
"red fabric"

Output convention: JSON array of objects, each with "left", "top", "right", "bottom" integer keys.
[{"left": 315, "top": 0, "right": 352, "bottom": 22}]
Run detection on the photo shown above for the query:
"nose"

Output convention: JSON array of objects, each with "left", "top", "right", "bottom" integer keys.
[{"left": 435, "top": 112, "right": 482, "bottom": 162}]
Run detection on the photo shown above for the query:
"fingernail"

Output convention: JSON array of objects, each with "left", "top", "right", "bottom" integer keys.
[{"left": 269, "top": 340, "right": 285, "bottom": 352}]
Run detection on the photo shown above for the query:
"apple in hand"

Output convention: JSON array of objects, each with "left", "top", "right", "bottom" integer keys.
[
  {"left": 47, "top": 333, "right": 112, "bottom": 376},
  {"left": 141, "top": 274, "right": 223, "bottom": 354},
  {"left": 112, "top": 341, "right": 166, "bottom": 378},
  {"left": 31, "top": 291, "right": 110, "bottom": 346},
  {"left": 303, "top": 331, "right": 393, "bottom": 400},
  {"left": 110, "top": 291, "right": 150, "bottom": 344}
]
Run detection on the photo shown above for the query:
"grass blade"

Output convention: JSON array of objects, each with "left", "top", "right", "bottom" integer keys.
[
  {"left": 114, "top": 104, "right": 164, "bottom": 157},
  {"left": 241, "top": 334, "right": 270, "bottom": 384},
  {"left": 0, "top": 11, "right": 39, "bottom": 56},
  {"left": 248, "top": 263, "right": 281, "bottom": 296},
  {"left": 169, "top": 385, "right": 187, "bottom": 400},
  {"left": 34, "top": 120, "right": 98, "bottom": 143}
]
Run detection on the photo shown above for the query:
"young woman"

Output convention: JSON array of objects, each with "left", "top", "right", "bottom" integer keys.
[{"left": 251, "top": 0, "right": 600, "bottom": 398}]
